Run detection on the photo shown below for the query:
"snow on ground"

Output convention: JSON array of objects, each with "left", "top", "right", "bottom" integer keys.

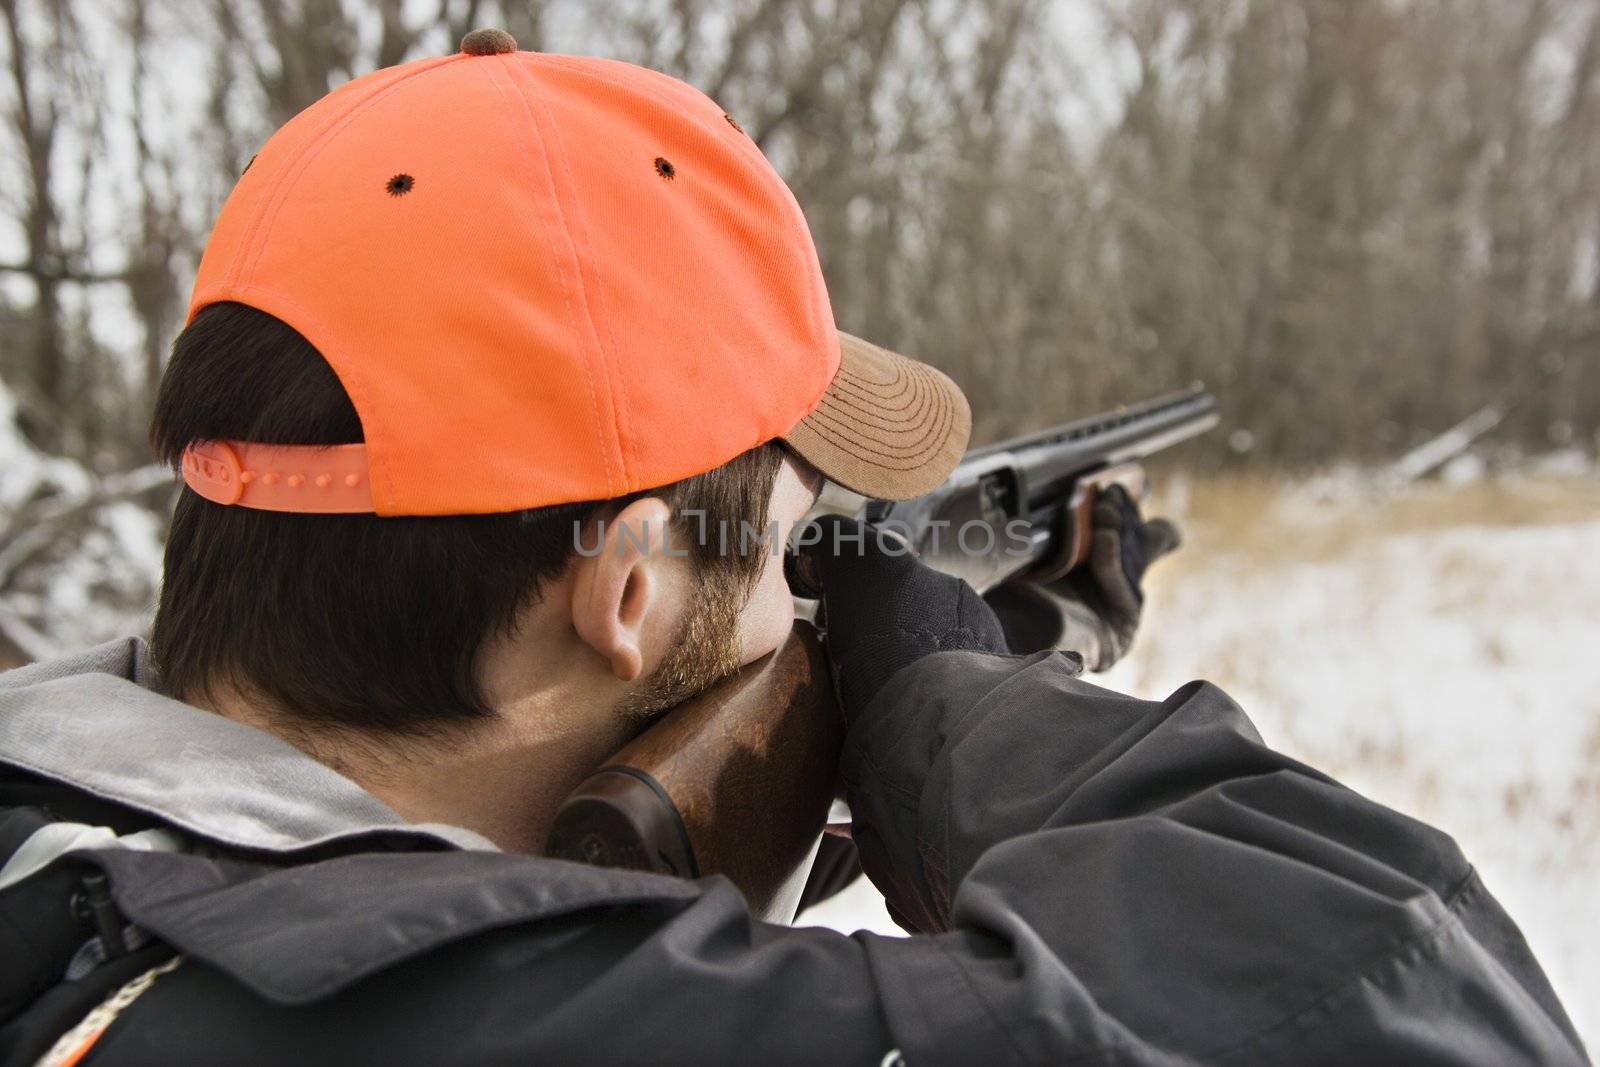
[{"left": 799, "top": 466, "right": 1600, "bottom": 1049}]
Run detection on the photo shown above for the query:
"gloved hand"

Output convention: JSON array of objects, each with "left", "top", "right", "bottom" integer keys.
[
  {"left": 983, "top": 484, "right": 1181, "bottom": 670},
  {"left": 787, "top": 514, "right": 1010, "bottom": 718}
]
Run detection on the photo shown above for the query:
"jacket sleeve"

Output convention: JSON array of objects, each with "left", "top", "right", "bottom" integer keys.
[{"left": 841, "top": 649, "right": 1588, "bottom": 1065}]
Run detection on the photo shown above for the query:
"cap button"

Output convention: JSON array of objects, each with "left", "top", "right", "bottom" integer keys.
[{"left": 460, "top": 28, "right": 517, "bottom": 56}]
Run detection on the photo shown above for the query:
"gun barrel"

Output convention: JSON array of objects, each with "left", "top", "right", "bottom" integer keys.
[
  {"left": 864, "top": 388, "right": 1219, "bottom": 593},
  {"left": 962, "top": 387, "right": 1218, "bottom": 498}
]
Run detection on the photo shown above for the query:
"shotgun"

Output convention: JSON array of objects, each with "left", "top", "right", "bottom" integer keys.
[{"left": 545, "top": 387, "right": 1220, "bottom": 920}]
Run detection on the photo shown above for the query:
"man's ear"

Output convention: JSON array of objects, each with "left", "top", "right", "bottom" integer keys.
[{"left": 569, "top": 496, "right": 677, "bottom": 682}]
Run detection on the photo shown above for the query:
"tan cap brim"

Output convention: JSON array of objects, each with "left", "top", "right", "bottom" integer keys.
[{"left": 782, "top": 332, "right": 971, "bottom": 500}]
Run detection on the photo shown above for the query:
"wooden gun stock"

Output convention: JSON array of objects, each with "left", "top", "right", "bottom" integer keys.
[{"left": 545, "top": 622, "right": 842, "bottom": 921}]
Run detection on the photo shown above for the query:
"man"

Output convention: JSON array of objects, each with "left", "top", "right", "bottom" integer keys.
[{"left": 0, "top": 29, "right": 1585, "bottom": 1066}]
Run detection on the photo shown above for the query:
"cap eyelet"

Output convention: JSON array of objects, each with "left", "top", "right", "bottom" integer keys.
[
  {"left": 654, "top": 157, "right": 675, "bottom": 181},
  {"left": 386, "top": 173, "right": 415, "bottom": 197}
]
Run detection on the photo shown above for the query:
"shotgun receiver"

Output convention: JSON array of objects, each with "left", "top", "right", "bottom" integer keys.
[{"left": 545, "top": 388, "right": 1219, "bottom": 920}]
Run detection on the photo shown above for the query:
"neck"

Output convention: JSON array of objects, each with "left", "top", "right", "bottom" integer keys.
[
  {"left": 195, "top": 662, "right": 630, "bottom": 857},
  {"left": 192, "top": 582, "right": 648, "bottom": 852},
  {"left": 333, "top": 696, "right": 627, "bottom": 853}
]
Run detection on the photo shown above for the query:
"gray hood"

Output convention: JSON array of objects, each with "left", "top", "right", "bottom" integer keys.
[{"left": 0, "top": 638, "right": 494, "bottom": 854}]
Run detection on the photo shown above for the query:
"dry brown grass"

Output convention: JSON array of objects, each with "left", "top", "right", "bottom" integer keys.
[{"left": 1146, "top": 471, "right": 1600, "bottom": 571}]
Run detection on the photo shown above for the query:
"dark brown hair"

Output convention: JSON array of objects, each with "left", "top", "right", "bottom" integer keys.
[{"left": 151, "top": 302, "right": 781, "bottom": 737}]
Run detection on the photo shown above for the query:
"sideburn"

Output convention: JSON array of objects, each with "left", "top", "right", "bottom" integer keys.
[{"left": 615, "top": 573, "right": 744, "bottom": 722}]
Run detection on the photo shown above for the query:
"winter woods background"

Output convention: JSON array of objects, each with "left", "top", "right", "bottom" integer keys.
[
  {"left": 3, "top": 0, "right": 1599, "bottom": 659},
  {"left": 2, "top": 0, "right": 1599, "bottom": 1041}
]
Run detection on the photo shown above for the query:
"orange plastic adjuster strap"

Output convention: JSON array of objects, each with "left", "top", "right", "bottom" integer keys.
[{"left": 181, "top": 441, "right": 375, "bottom": 513}]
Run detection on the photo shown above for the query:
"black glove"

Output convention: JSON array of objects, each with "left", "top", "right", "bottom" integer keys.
[
  {"left": 788, "top": 514, "right": 1010, "bottom": 717},
  {"left": 984, "top": 485, "right": 1181, "bottom": 670}
]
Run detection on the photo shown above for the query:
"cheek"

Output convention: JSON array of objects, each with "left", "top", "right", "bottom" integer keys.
[{"left": 735, "top": 549, "right": 796, "bottom": 665}]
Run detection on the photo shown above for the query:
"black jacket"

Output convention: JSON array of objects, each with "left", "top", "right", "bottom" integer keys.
[{"left": 0, "top": 643, "right": 1586, "bottom": 1065}]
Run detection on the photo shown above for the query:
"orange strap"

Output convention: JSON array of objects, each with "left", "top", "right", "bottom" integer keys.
[
  {"left": 36, "top": 955, "right": 184, "bottom": 1067},
  {"left": 181, "top": 440, "right": 375, "bottom": 513},
  {"left": 50, "top": 1025, "right": 107, "bottom": 1067}
]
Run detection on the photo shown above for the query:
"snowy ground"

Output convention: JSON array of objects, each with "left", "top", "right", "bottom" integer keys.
[{"left": 799, "top": 462, "right": 1600, "bottom": 1049}]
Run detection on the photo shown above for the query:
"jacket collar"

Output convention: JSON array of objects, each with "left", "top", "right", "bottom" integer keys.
[{"left": 0, "top": 638, "right": 495, "bottom": 854}]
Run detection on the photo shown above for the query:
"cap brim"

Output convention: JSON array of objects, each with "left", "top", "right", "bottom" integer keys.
[{"left": 781, "top": 332, "right": 971, "bottom": 500}]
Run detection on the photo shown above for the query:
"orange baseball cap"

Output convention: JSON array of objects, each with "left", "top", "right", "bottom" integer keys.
[{"left": 183, "top": 28, "right": 969, "bottom": 516}]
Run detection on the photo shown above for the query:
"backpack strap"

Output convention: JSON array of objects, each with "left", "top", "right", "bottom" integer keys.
[
  {"left": 31, "top": 954, "right": 184, "bottom": 1067},
  {"left": 0, "top": 790, "right": 186, "bottom": 1065}
]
